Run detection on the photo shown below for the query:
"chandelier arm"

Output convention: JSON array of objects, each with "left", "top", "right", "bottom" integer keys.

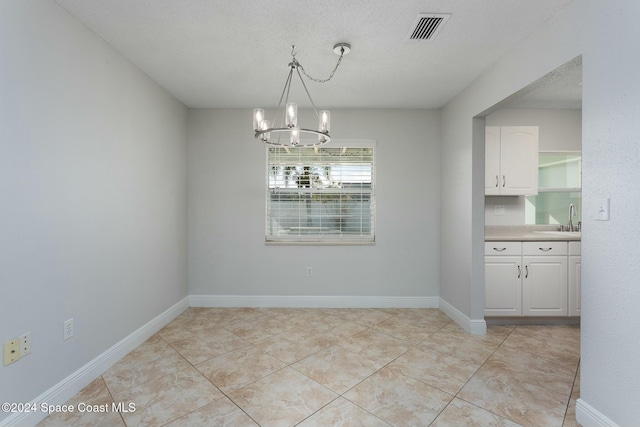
[
  {"left": 295, "top": 67, "right": 320, "bottom": 117},
  {"left": 272, "top": 66, "right": 295, "bottom": 127},
  {"left": 297, "top": 48, "right": 345, "bottom": 83}
]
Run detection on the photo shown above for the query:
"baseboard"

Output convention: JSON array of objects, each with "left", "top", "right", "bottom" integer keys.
[
  {"left": 1, "top": 297, "right": 189, "bottom": 427},
  {"left": 189, "top": 294, "right": 439, "bottom": 309},
  {"left": 576, "top": 398, "right": 620, "bottom": 427},
  {"left": 439, "top": 298, "right": 487, "bottom": 335}
]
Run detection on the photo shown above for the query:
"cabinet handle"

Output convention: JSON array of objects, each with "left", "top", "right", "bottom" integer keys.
[
  {"left": 539, "top": 247, "right": 553, "bottom": 252},
  {"left": 517, "top": 265, "right": 521, "bottom": 279},
  {"left": 495, "top": 175, "right": 499, "bottom": 187},
  {"left": 492, "top": 247, "right": 507, "bottom": 252},
  {"left": 502, "top": 175, "right": 506, "bottom": 187},
  {"left": 525, "top": 265, "right": 529, "bottom": 278}
]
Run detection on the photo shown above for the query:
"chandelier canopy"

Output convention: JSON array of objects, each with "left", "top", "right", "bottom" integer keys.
[{"left": 253, "top": 43, "right": 350, "bottom": 147}]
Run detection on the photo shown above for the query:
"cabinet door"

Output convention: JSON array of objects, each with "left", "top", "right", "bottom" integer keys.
[
  {"left": 568, "top": 255, "right": 581, "bottom": 316},
  {"left": 522, "top": 256, "right": 567, "bottom": 316},
  {"left": 485, "top": 126, "right": 501, "bottom": 195},
  {"left": 485, "top": 256, "right": 522, "bottom": 316},
  {"left": 500, "top": 126, "right": 539, "bottom": 195}
]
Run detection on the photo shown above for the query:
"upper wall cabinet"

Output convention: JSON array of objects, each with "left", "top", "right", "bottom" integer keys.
[{"left": 485, "top": 126, "right": 539, "bottom": 196}]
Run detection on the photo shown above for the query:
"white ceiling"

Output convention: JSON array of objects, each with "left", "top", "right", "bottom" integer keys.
[{"left": 55, "top": 0, "right": 577, "bottom": 110}]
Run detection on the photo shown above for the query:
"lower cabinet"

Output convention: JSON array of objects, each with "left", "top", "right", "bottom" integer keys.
[
  {"left": 568, "top": 241, "right": 582, "bottom": 317},
  {"left": 485, "top": 241, "right": 579, "bottom": 317}
]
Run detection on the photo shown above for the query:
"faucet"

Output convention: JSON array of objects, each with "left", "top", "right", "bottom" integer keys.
[{"left": 568, "top": 203, "right": 576, "bottom": 231}]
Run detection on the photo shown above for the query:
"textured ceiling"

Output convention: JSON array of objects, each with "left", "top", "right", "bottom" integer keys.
[{"left": 55, "top": 0, "right": 576, "bottom": 109}]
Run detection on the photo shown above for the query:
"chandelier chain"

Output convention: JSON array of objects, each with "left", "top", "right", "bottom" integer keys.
[{"left": 297, "top": 47, "right": 346, "bottom": 83}]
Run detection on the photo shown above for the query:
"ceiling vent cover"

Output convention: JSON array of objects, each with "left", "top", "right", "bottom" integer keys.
[{"left": 406, "top": 13, "right": 451, "bottom": 41}]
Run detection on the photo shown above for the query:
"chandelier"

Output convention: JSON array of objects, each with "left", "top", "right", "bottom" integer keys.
[{"left": 253, "top": 43, "right": 351, "bottom": 147}]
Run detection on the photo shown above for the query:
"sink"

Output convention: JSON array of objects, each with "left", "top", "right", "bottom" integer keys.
[{"left": 534, "top": 231, "right": 581, "bottom": 237}]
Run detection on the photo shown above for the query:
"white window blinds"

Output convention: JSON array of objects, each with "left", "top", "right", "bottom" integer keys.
[{"left": 266, "top": 145, "right": 375, "bottom": 243}]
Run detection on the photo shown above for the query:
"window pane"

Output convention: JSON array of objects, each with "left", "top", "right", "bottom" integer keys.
[
  {"left": 266, "top": 146, "right": 375, "bottom": 243},
  {"left": 538, "top": 152, "right": 582, "bottom": 189}
]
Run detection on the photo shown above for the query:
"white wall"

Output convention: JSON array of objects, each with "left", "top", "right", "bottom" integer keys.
[
  {"left": 442, "top": 0, "right": 640, "bottom": 423},
  {"left": 578, "top": 1, "right": 640, "bottom": 425},
  {"left": 484, "top": 109, "right": 582, "bottom": 225},
  {"left": 440, "top": 3, "right": 583, "bottom": 321},
  {"left": 0, "top": 1, "right": 188, "bottom": 418},
  {"left": 188, "top": 109, "right": 441, "bottom": 302}
]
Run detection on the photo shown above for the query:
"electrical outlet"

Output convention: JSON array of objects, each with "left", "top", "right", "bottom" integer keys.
[
  {"left": 63, "top": 318, "right": 74, "bottom": 340},
  {"left": 4, "top": 339, "right": 19, "bottom": 366},
  {"left": 306, "top": 267, "right": 313, "bottom": 277},
  {"left": 19, "top": 332, "right": 31, "bottom": 357}
]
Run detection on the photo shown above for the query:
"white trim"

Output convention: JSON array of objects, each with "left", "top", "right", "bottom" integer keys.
[
  {"left": 0, "top": 297, "right": 189, "bottom": 427},
  {"left": 189, "top": 294, "right": 439, "bottom": 309},
  {"left": 576, "top": 399, "right": 620, "bottom": 427},
  {"left": 439, "top": 297, "right": 487, "bottom": 335}
]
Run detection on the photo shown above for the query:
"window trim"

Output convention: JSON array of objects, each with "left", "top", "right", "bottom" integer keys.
[{"left": 265, "top": 139, "right": 376, "bottom": 245}]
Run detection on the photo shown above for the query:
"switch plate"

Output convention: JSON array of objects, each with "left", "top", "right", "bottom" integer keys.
[
  {"left": 63, "top": 318, "right": 74, "bottom": 340},
  {"left": 494, "top": 205, "right": 505, "bottom": 216},
  {"left": 19, "top": 332, "right": 31, "bottom": 357},
  {"left": 596, "top": 198, "right": 610, "bottom": 221},
  {"left": 4, "top": 339, "right": 19, "bottom": 366}
]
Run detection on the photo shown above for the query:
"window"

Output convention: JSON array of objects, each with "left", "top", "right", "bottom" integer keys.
[
  {"left": 526, "top": 152, "right": 581, "bottom": 225},
  {"left": 266, "top": 143, "right": 375, "bottom": 244}
]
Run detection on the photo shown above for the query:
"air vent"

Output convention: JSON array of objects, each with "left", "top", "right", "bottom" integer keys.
[{"left": 406, "top": 13, "right": 451, "bottom": 41}]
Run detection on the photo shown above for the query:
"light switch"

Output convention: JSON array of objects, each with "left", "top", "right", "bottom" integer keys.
[
  {"left": 596, "top": 198, "right": 610, "bottom": 221},
  {"left": 494, "top": 205, "right": 505, "bottom": 216}
]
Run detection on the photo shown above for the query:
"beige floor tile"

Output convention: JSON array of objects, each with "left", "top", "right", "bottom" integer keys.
[
  {"left": 195, "top": 346, "right": 286, "bottom": 394},
  {"left": 228, "top": 367, "right": 337, "bottom": 427},
  {"left": 397, "top": 308, "right": 453, "bottom": 325},
  {"left": 501, "top": 330, "right": 580, "bottom": 366},
  {"left": 256, "top": 307, "right": 310, "bottom": 322},
  {"left": 163, "top": 397, "right": 259, "bottom": 427},
  {"left": 420, "top": 328, "right": 502, "bottom": 365},
  {"left": 343, "top": 367, "right": 453, "bottom": 426},
  {"left": 486, "top": 324, "right": 517, "bottom": 340},
  {"left": 297, "top": 397, "right": 391, "bottom": 427},
  {"left": 35, "top": 309, "right": 581, "bottom": 427},
  {"left": 458, "top": 366, "right": 568, "bottom": 427},
  {"left": 319, "top": 308, "right": 393, "bottom": 328},
  {"left": 254, "top": 327, "right": 334, "bottom": 364},
  {"left": 102, "top": 336, "right": 192, "bottom": 395},
  {"left": 371, "top": 316, "right": 444, "bottom": 344},
  {"left": 36, "top": 377, "right": 126, "bottom": 427},
  {"left": 571, "top": 365, "right": 580, "bottom": 399},
  {"left": 199, "top": 307, "right": 262, "bottom": 328},
  {"left": 387, "top": 346, "right": 480, "bottom": 395},
  {"left": 292, "top": 345, "right": 382, "bottom": 394},
  {"left": 514, "top": 325, "right": 580, "bottom": 346},
  {"left": 168, "top": 327, "right": 250, "bottom": 365},
  {"left": 487, "top": 346, "right": 577, "bottom": 396},
  {"left": 338, "top": 330, "right": 411, "bottom": 365},
  {"left": 563, "top": 398, "right": 579, "bottom": 427},
  {"left": 225, "top": 314, "right": 293, "bottom": 343},
  {"left": 430, "top": 398, "right": 523, "bottom": 427},
  {"left": 113, "top": 365, "right": 224, "bottom": 427},
  {"left": 158, "top": 313, "right": 218, "bottom": 342}
]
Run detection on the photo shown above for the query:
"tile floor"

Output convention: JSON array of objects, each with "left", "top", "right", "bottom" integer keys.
[{"left": 37, "top": 308, "right": 581, "bottom": 427}]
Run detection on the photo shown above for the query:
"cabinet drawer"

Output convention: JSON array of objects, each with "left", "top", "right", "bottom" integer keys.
[
  {"left": 485, "top": 242, "right": 521, "bottom": 256},
  {"left": 523, "top": 241, "right": 567, "bottom": 256}
]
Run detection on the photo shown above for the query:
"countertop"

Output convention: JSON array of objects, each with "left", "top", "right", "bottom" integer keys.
[{"left": 485, "top": 225, "right": 581, "bottom": 242}]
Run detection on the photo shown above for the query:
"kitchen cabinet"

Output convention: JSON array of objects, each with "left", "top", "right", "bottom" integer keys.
[
  {"left": 522, "top": 242, "right": 567, "bottom": 316},
  {"left": 568, "top": 241, "right": 581, "bottom": 316},
  {"left": 485, "top": 126, "right": 539, "bottom": 196},
  {"left": 485, "top": 240, "right": 574, "bottom": 317},
  {"left": 485, "top": 242, "right": 522, "bottom": 316}
]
